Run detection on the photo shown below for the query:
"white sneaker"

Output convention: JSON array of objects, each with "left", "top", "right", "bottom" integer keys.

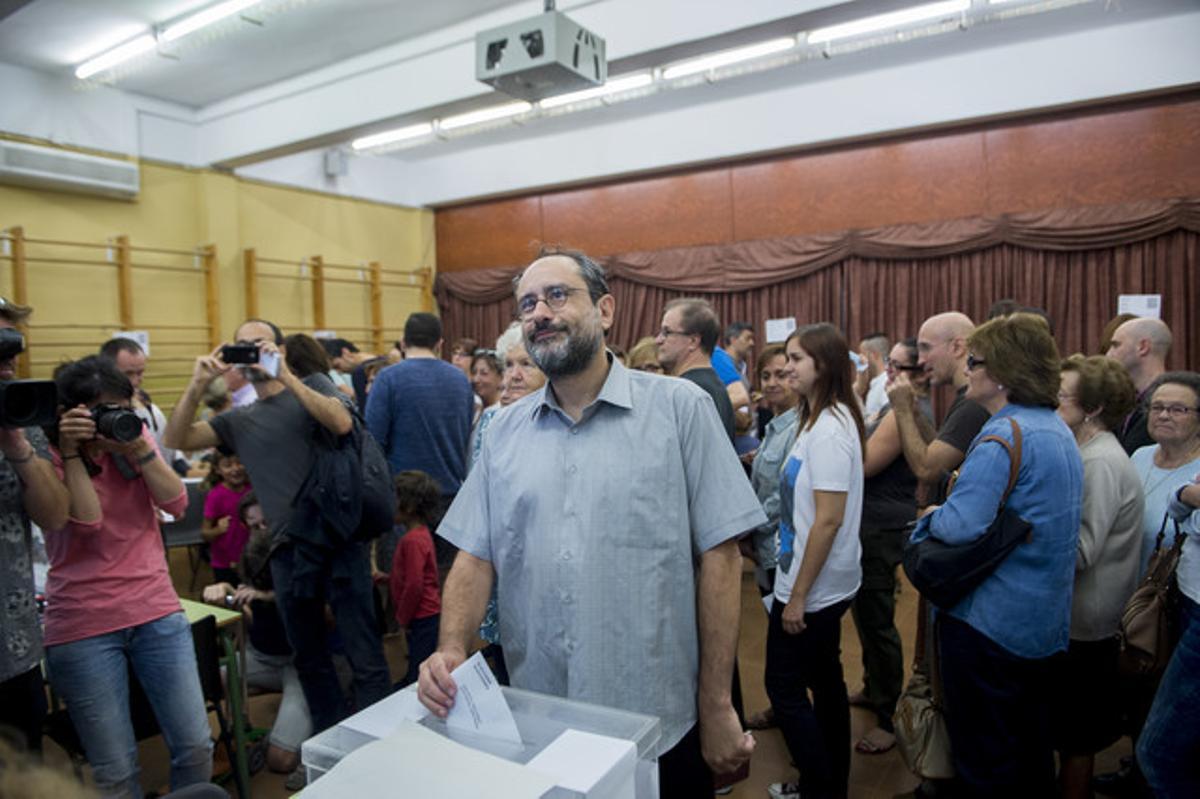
[{"left": 767, "top": 781, "right": 801, "bottom": 799}]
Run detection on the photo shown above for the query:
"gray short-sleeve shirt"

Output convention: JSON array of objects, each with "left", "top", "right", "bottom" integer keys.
[
  {"left": 208, "top": 374, "right": 340, "bottom": 544},
  {"left": 440, "top": 357, "right": 766, "bottom": 753}
]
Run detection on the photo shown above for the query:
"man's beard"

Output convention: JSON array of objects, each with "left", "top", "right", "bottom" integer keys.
[
  {"left": 526, "top": 319, "right": 602, "bottom": 379},
  {"left": 239, "top": 365, "right": 272, "bottom": 384}
]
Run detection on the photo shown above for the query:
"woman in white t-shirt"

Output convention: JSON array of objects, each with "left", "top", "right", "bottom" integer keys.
[{"left": 765, "top": 323, "right": 865, "bottom": 799}]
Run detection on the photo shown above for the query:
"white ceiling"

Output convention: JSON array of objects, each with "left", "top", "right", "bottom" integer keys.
[
  {"left": 0, "top": 0, "right": 521, "bottom": 106},
  {"left": 0, "top": 0, "right": 1198, "bottom": 207}
]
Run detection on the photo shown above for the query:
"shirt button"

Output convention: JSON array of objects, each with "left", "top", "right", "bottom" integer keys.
[
  {"left": 565, "top": 640, "right": 576, "bottom": 654},
  {"left": 561, "top": 593, "right": 572, "bottom": 604},
  {"left": 561, "top": 550, "right": 571, "bottom": 561},
  {"left": 567, "top": 464, "right": 577, "bottom": 475},
  {"left": 570, "top": 428, "right": 580, "bottom": 435}
]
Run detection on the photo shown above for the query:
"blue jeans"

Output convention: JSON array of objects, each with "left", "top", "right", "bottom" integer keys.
[
  {"left": 1138, "top": 594, "right": 1200, "bottom": 797},
  {"left": 270, "top": 541, "right": 391, "bottom": 733},
  {"left": 45, "top": 612, "right": 213, "bottom": 799}
]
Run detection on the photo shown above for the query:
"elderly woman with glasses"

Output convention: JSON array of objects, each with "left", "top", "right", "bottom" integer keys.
[
  {"left": 1123, "top": 371, "right": 1200, "bottom": 796},
  {"left": 1053, "top": 355, "right": 1145, "bottom": 799},
  {"left": 907, "top": 312, "right": 1083, "bottom": 797}
]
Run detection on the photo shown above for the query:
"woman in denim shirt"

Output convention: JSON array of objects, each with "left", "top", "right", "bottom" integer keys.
[{"left": 909, "top": 313, "right": 1083, "bottom": 797}]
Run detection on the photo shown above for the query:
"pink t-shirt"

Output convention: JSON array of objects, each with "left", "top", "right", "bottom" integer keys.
[
  {"left": 44, "top": 430, "right": 188, "bottom": 647},
  {"left": 204, "top": 482, "right": 252, "bottom": 569}
]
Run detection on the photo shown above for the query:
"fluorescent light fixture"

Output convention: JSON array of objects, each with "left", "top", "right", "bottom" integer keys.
[
  {"left": 539, "top": 72, "right": 654, "bottom": 109},
  {"left": 807, "top": 0, "right": 970, "bottom": 45},
  {"left": 661, "top": 37, "right": 796, "bottom": 80},
  {"left": 162, "top": 0, "right": 263, "bottom": 43},
  {"left": 75, "top": 34, "right": 157, "bottom": 79},
  {"left": 439, "top": 101, "right": 533, "bottom": 131},
  {"left": 352, "top": 123, "right": 434, "bottom": 151}
]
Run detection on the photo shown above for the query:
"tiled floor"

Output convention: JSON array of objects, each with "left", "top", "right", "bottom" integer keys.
[{"left": 47, "top": 551, "right": 1130, "bottom": 798}]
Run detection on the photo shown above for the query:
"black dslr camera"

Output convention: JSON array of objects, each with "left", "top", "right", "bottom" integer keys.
[
  {"left": 90, "top": 403, "right": 144, "bottom": 443},
  {"left": 0, "top": 328, "right": 57, "bottom": 428}
]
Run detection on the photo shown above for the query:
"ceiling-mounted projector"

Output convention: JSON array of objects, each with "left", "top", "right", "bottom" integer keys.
[{"left": 475, "top": 4, "right": 606, "bottom": 101}]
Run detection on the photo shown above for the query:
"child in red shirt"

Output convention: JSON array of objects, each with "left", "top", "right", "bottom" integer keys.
[
  {"left": 389, "top": 470, "right": 442, "bottom": 688},
  {"left": 202, "top": 452, "right": 252, "bottom": 585}
]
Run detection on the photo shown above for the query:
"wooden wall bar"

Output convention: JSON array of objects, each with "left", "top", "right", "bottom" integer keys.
[{"left": 436, "top": 93, "right": 1200, "bottom": 272}]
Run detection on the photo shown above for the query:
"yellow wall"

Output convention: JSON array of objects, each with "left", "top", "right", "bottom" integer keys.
[{"left": 0, "top": 160, "right": 434, "bottom": 404}]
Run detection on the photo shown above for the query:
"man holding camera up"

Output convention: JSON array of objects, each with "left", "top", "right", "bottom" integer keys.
[
  {"left": 0, "top": 297, "right": 71, "bottom": 752},
  {"left": 164, "top": 318, "right": 391, "bottom": 734}
]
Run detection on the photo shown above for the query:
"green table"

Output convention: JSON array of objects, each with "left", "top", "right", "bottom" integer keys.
[{"left": 181, "top": 599, "right": 251, "bottom": 799}]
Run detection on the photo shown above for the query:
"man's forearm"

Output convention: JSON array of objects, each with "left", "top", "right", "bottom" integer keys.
[
  {"left": 282, "top": 373, "right": 352, "bottom": 436},
  {"left": 894, "top": 403, "right": 935, "bottom": 482},
  {"left": 437, "top": 551, "right": 495, "bottom": 656},
  {"left": 163, "top": 382, "right": 205, "bottom": 450},
  {"left": 17, "top": 457, "right": 70, "bottom": 531},
  {"left": 697, "top": 540, "right": 742, "bottom": 712}
]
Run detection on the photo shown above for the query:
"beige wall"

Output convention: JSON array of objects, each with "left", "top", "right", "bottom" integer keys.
[{"left": 0, "top": 159, "right": 434, "bottom": 405}]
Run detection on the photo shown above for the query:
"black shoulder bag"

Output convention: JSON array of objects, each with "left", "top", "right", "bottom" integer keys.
[{"left": 902, "top": 416, "right": 1033, "bottom": 609}]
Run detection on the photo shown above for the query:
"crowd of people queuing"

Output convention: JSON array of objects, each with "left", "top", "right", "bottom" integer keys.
[{"left": 0, "top": 246, "right": 1197, "bottom": 799}]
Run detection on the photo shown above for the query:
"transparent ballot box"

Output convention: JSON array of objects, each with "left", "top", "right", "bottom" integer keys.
[{"left": 301, "top": 684, "right": 662, "bottom": 798}]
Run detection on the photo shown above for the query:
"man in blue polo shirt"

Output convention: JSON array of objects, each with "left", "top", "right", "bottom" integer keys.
[
  {"left": 365, "top": 312, "right": 473, "bottom": 571},
  {"left": 714, "top": 321, "right": 753, "bottom": 410}
]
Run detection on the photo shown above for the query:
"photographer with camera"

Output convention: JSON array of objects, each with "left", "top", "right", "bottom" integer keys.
[
  {"left": 164, "top": 320, "right": 391, "bottom": 736},
  {"left": 0, "top": 298, "right": 70, "bottom": 754},
  {"left": 41, "top": 356, "right": 212, "bottom": 797}
]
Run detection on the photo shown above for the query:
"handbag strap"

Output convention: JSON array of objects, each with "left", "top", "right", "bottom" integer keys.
[
  {"left": 1152, "top": 512, "right": 1187, "bottom": 555},
  {"left": 973, "top": 416, "right": 1023, "bottom": 507}
]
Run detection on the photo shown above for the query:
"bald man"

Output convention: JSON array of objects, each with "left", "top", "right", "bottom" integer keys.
[
  {"left": 1107, "top": 316, "right": 1172, "bottom": 454},
  {"left": 886, "top": 312, "right": 991, "bottom": 501}
]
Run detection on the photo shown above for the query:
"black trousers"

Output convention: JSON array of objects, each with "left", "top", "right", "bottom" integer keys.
[
  {"left": 850, "top": 525, "right": 905, "bottom": 731},
  {"left": 0, "top": 664, "right": 46, "bottom": 753},
  {"left": 938, "top": 613, "right": 1058, "bottom": 798},
  {"left": 764, "top": 597, "right": 852, "bottom": 799},
  {"left": 658, "top": 722, "right": 713, "bottom": 799}
]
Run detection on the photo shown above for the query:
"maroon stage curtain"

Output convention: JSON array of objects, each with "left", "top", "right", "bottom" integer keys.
[{"left": 435, "top": 198, "right": 1199, "bottom": 371}]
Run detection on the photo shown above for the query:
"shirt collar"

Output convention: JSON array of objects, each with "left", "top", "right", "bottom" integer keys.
[{"left": 531, "top": 350, "right": 632, "bottom": 421}]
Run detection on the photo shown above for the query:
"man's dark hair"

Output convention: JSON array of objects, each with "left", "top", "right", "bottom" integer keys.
[
  {"left": 331, "top": 338, "right": 358, "bottom": 355},
  {"left": 238, "top": 318, "right": 284, "bottom": 345},
  {"left": 664, "top": 297, "right": 721, "bottom": 355},
  {"left": 860, "top": 332, "right": 890, "bottom": 358},
  {"left": 403, "top": 313, "right": 442, "bottom": 349},
  {"left": 236, "top": 492, "right": 274, "bottom": 590},
  {"left": 319, "top": 338, "right": 354, "bottom": 358},
  {"left": 283, "top": 333, "right": 331, "bottom": 378},
  {"left": 513, "top": 245, "right": 610, "bottom": 304},
  {"left": 99, "top": 337, "right": 144, "bottom": 360},
  {"left": 722, "top": 322, "right": 753, "bottom": 347},
  {"left": 987, "top": 299, "right": 1022, "bottom": 319}
]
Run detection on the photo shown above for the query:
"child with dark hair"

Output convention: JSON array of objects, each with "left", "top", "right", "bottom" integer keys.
[
  {"left": 388, "top": 470, "right": 443, "bottom": 688},
  {"left": 201, "top": 451, "right": 252, "bottom": 585}
]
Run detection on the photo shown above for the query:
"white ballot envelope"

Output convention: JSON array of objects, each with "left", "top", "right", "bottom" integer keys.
[{"left": 446, "top": 650, "right": 523, "bottom": 745}]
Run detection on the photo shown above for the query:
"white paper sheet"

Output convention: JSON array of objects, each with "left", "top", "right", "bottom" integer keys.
[
  {"left": 527, "top": 729, "right": 636, "bottom": 797},
  {"left": 339, "top": 685, "right": 427, "bottom": 739},
  {"left": 302, "top": 721, "right": 555, "bottom": 799},
  {"left": 765, "top": 317, "right": 796, "bottom": 343},
  {"left": 1117, "top": 294, "right": 1162, "bottom": 319},
  {"left": 446, "top": 651, "right": 523, "bottom": 745}
]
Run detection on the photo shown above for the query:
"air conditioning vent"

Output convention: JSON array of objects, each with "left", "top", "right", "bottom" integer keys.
[{"left": 0, "top": 140, "right": 139, "bottom": 200}]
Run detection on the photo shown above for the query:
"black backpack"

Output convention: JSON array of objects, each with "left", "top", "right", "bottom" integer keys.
[{"left": 292, "top": 400, "right": 395, "bottom": 546}]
